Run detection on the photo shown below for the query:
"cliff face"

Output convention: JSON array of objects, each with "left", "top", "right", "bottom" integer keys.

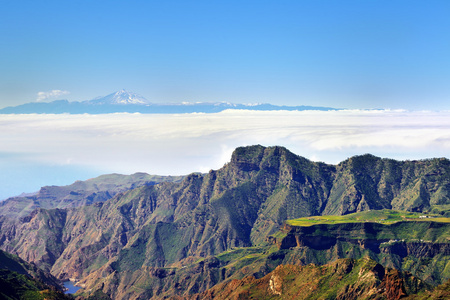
[
  {"left": 1, "top": 145, "right": 450, "bottom": 298},
  {"left": 323, "top": 154, "right": 450, "bottom": 215},
  {"left": 278, "top": 221, "right": 450, "bottom": 286},
  {"left": 182, "top": 257, "right": 430, "bottom": 300}
]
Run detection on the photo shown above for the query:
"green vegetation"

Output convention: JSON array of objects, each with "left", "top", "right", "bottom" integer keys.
[
  {"left": 286, "top": 209, "right": 450, "bottom": 227},
  {"left": 279, "top": 210, "right": 450, "bottom": 286},
  {"left": 215, "top": 245, "right": 277, "bottom": 271},
  {"left": 0, "top": 250, "right": 63, "bottom": 290},
  {"left": 429, "top": 204, "right": 450, "bottom": 217},
  {"left": 0, "top": 251, "right": 70, "bottom": 300},
  {"left": 3, "top": 146, "right": 450, "bottom": 299},
  {"left": 216, "top": 246, "right": 266, "bottom": 262},
  {"left": 0, "top": 270, "right": 70, "bottom": 300}
]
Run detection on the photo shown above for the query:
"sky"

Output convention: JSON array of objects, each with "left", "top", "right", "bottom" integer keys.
[
  {"left": 1, "top": 0, "right": 450, "bottom": 109},
  {"left": 2, "top": 1, "right": 450, "bottom": 200}
]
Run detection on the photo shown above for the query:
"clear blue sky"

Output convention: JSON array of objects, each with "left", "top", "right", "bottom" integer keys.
[{"left": 1, "top": 0, "right": 450, "bottom": 109}]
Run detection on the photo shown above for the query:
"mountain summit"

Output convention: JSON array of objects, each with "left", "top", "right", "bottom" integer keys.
[
  {"left": 86, "top": 90, "right": 151, "bottom": 105},
  {"left": 0, "top": 91, "right": 337, "bottom": 114}
]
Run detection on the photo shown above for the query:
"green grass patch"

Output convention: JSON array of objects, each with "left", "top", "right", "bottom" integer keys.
[
  {"left": 286, "top": 209, "right": 450, "bottom": 227},
  {"left": 216, "top": 246, "right": 269, "bottom": 263}
]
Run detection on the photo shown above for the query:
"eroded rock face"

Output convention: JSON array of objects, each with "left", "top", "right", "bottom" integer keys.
[
  {"left": 278, "top": 221, "right": 450, "bottom": 286},
  {"left": 183, "top": 257, "right": 429, "bottom": 300},
  {"left": 269, "top": 272, "right": 282, "bottom": 295},
  {"left": 1, "top": 145, "right": 450, "bottom": 298}
]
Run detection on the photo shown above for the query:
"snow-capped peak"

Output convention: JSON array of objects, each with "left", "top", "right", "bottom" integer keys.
[{"left": 86, "top": 90, "right": 151, "bottom": 105}]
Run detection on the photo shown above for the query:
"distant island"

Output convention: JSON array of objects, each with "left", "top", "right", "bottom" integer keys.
[{"left": 0, "top": 90, "right": 337, "bottom": 114}]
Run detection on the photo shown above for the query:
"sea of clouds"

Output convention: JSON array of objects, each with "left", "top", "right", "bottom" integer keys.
[{"left": 1, "top": 109, "right": 450, "bottom": 199}]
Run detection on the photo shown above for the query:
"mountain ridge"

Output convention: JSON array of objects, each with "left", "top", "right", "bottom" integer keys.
[
  {"left": 1, "top": 145, "right": 450, "bottom": 298},
  {"left": 0, "top": 172, "right": 185, "bottom": 218},
  {"left": 87, "top": 90, "right": 151, "bottom": 105},
  {"left": 0, "top": 249, "right": 70, "bottom": 300},
  {"left": 0, "top": 91, "right": 337, "bottom": 114}
]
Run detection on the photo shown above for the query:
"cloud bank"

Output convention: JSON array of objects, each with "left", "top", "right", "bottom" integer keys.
[
  {"left": 2, "top": 109, "right": 450, "bottom": 199},
  {"left": 36, "top": 90, "right": 70, "bottom": 101},
  {"left": 2, "top": 110, "right": 450, "bottom": 177}
]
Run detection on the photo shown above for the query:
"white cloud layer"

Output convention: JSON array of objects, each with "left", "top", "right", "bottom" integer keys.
[
  {"left": 36, "top": 90, "right": 70, "bottom": 101},
  {"left": 2, "top": 110, "right": 450, "bottom": 179}
]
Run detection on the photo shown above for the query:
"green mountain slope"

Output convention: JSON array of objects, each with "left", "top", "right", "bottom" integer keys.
[
  {"left": 0, "top": 249, "right": 69, "bottom": 300},
  {"left": 1, "top": 145, "right": 450, "bottom": 298},
  {"left": 279, "top": 215, "right": 450, "bottom": 285},
  {"left": 323, "top": 154, "right": 450, "bottom": 215}
]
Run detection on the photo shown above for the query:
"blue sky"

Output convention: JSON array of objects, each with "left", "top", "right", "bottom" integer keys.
[
  {"left": 2, "top": 0, "right": 450, "bottom": 109},
  {"left": 2, "top": 1, "right": 450, "bottom": 200}
]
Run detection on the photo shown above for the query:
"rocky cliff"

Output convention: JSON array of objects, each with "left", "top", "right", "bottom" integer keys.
[
  {"left": 1, "top": 145, "right": 450, "bottom": 298},
  {"left": 181, "top": 257, "right": 430, "bottom": 300},
  {"left": 277, "top": 221, "right": 450, "bottom": 286}
]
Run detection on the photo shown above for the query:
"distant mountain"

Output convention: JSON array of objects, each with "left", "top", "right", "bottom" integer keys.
[
  {"left": 87, "top": 90, "right": 151, "bottom": 105},
  {"left": 0, "top": 172, "right": 185, "bottom": 218},
  {"left": 0, "top": 90, "right": 337, "bottom": 114}
]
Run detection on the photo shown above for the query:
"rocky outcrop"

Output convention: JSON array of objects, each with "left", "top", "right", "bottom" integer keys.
[
  {"left": 278, "top": 221, "right": 450, "bottom": 285},
  {"left": 181, "top": 257, "right": 430, "bottom": 300}
]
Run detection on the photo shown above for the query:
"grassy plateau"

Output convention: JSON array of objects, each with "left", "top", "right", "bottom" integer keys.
[{"left": 286, "top": 209, "right": 450, "bottom": 227}]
